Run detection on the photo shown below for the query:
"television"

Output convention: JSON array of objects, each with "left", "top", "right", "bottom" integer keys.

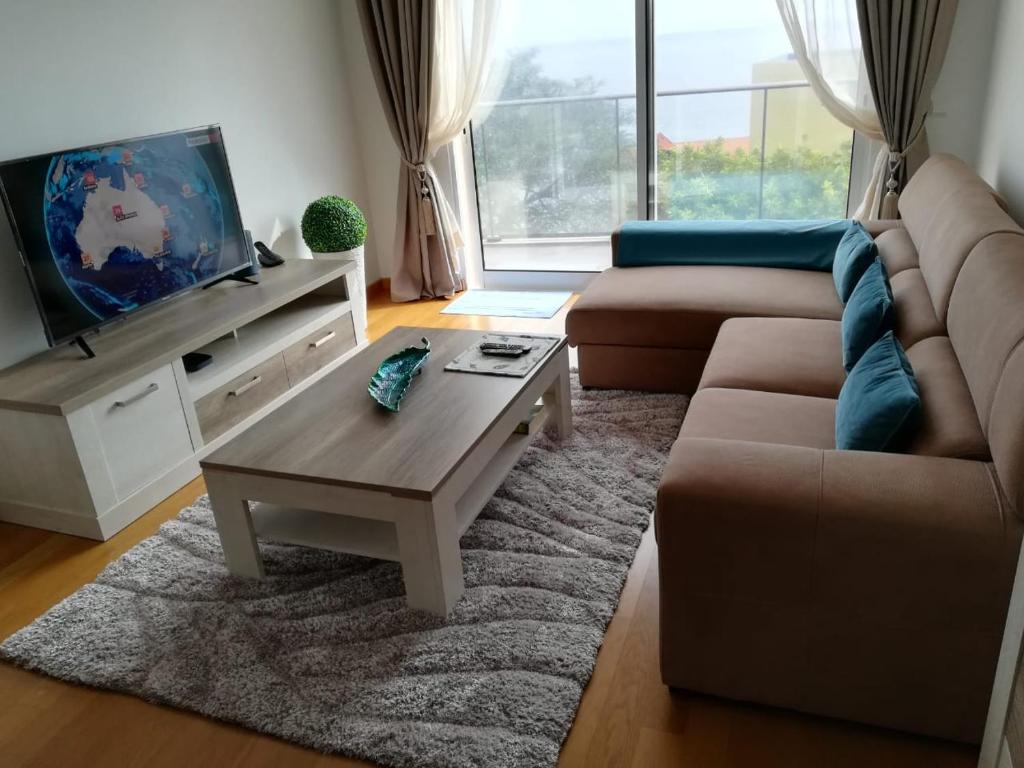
[{"left": 0, "top": 125, "right": 252, "bottom": 346}]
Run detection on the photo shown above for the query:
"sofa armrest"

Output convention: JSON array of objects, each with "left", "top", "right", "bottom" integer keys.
[
  {"left": 657, "top": 437, "right": 1019, "bottom": 623},
  {"left": 860, "top": 219, "right": 903, "bottom": 238},
  {"left": 613, "top": 220, "right": 849, "bottom": 270}
]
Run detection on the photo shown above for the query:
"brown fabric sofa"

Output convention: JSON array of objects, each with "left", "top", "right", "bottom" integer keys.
[{"left": 565, "top": 154, "right": 1024, "bottom": 743}]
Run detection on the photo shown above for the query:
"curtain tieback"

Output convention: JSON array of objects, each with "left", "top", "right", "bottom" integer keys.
[
  {"left": 881, "top": 124, "right": 928, "bottom": 219},
  {"left": 401, "top": 158, "right": 437, "bottom": 236},
  {"left": 884, "top": 124, "right": 927, "bottom": 193}
]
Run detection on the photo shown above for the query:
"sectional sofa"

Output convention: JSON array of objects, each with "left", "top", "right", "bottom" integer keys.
[{"left": 566, "top": 154, "right": 1024, "bottom": 742}]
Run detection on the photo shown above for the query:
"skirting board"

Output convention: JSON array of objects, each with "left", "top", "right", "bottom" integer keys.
[{"left": 367, "top": 277, "right": 390, "bottom": 301}]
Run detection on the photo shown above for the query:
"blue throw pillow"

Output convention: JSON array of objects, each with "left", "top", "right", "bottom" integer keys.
[
  {"left": 835, "top": 331, "right": 921, "bottom": 452},
  {"left": 841, "top": 259, "right": 894, "bottom": 372},
  {"left": 833, "top": 223, "right": 878, "bottom": 304}
]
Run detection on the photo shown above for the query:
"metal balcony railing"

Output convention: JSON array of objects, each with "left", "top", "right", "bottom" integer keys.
[{"left": 471, "top": 81, "right": 853, "bottom": 242}]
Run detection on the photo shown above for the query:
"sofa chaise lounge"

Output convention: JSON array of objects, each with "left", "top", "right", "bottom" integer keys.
[{"left": 566, "top": 154, "right": 1024, "bottom": 743}]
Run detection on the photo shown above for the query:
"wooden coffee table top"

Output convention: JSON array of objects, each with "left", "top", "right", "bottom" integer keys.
[{"left": 201, "top": 326, "right": 568, "bottom": 499}]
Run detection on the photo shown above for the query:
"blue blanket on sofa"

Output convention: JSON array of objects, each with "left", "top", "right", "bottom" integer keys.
[{"left": 616, "top": 219, "right": 853, "bottom": 271}]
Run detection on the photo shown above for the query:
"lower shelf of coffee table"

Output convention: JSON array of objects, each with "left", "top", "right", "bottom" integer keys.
[
  {"left": 247, "top": 402, "right": 551, "bottom": 560},
  {"left": 251, "top": 502, "right": 400, "bottom": 561},
  {"left": 453, "top": 403, "right": 551, "bottom": 536}
]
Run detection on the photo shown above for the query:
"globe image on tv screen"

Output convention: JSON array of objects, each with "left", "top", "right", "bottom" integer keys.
[{"left": 42, "top": 140, "right": 225, "bottom": 321}]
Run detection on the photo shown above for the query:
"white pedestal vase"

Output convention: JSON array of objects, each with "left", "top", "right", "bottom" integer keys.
[{"left": 313, "top": 245, "right": 366, "bottom": 337}]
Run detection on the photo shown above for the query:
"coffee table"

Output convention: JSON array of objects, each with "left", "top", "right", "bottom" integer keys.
[{"left": 199, "top": 326, "right": 571, "bottom": 615}]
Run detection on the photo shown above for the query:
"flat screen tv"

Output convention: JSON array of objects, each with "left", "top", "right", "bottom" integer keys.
[{"left": 0, "top": 125, "right": 252, "bottom": 346}]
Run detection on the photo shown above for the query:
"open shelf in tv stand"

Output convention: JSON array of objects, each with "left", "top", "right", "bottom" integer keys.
[{"left": 0, "top": 258, "right": 365, "bottom": 541}]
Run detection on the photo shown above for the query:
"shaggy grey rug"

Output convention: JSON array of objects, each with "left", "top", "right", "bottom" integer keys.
[{"left": 1, "top": 379, "right": 686, "bottom": 768}]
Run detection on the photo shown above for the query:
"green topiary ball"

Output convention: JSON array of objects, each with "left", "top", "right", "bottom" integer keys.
[{"left": 301, "top": 196, "right": 367, "bottom": 253}]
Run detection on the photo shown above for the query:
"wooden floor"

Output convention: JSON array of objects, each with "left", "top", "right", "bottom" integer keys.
[{"left": 0, "top": 289, "right": 978, "bottom": 767}]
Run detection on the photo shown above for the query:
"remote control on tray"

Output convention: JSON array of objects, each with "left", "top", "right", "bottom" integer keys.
[{"left": 479, "top": 342, "right": 532, "bottom": 357}]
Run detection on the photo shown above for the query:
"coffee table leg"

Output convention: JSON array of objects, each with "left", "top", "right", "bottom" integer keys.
[
  {"left": 544, "top": 349, "right": 573, "bottom": 440},
  {"left": 206, "top": 471, "right": 265, "bottom": 579},
  {"left": 395, "top": 498, "right": 464, "bottom": 615}
]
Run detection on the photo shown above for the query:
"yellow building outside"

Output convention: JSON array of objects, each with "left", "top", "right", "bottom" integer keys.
[{"left": 749, "top": 55, "right": 853, "bottom": 155}]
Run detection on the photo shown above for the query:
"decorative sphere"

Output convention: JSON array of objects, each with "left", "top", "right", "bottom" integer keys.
[{"left": 301, "top": 196, "right": 367, "bottom": 253}]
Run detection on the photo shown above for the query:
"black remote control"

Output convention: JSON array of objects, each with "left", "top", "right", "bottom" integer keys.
[
  {"left": 479, "top": 342, "right": 532, "bottom": 357},
  {"left": 254, "top": 241, "right": 285, "bottom": 267}
]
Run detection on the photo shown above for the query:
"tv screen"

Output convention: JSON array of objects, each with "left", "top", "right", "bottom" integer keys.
[{"left": 0, "top": 125, "right": 250, "bottom": 345}]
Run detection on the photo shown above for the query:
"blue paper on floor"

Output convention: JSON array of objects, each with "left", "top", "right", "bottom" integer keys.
[{"left": 441, "top": 290, "right": 572, "bottom": 319}]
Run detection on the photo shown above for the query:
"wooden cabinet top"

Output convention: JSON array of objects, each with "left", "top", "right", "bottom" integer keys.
[{"left": 0, "top": 259, "right": 355, "bottom": 415}]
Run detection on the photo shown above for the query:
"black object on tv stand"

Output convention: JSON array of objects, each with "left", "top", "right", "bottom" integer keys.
[
  {"left": 202, "top": 273, "right": 259, "bottom": 289},
  {"left": 72, "top": 335, "right": 96, "bottom": 359}
]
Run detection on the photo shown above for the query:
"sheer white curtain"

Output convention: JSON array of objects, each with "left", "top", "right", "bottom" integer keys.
[
  {"left": 427, "top": 0, "right": 506, "bottom": 252},
  {"left": 775, "top": 0, "right": 887, "bottom": 219},
  {"left": 428, "top": 0, "right": 504, "bottom": 156}
]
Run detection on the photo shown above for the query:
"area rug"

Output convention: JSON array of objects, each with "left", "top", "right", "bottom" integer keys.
[
  {"left": 440, "top": 290, "right": 573, "bottom": 319},
  {"left": 0, "top": 378, "right": 687, "bottom": 768}
]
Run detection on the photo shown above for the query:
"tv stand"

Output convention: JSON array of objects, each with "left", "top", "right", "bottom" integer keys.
[
  {"left": 202, "top": 273, "right": 259, "bottom": 289},
  {"left": 0, "top": 259, "right": 364, "bottom": 541},
  {"left": 72, "top": 335, "right": 97, "bottom": 359}
]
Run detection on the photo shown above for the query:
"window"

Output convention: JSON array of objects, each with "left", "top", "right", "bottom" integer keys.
[
  {"left": 469, "top": 0, "right": 853, "bottom": 273},
  {"left": 653, "top": 1, "right": 852, "bottom": 221}
]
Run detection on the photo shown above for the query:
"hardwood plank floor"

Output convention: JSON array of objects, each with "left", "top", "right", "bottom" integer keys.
[{"left": 0, "top": 290, "right": 978, "bottom": 767}]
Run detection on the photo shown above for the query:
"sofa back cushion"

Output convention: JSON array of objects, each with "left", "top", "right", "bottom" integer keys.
[
  {"left": 841, "top": 260, "right": 894, "bottom": 372},
  {"left": 890, "top": 268, "right": 945, "bottom": 348},
  {"left": 905, "top": 337, "right": 990, "bottom": 461},
  {"left": 989, "top": 346, "right": 1024, "bottom": 518},
  {"left": 836, "top": 332, "right": 921, "bottom": 452},
  {"left": 899, "top": 155, "right": 1023, "bottom": 323},
  {"left": 947, "top": 233, "right": 1024, "bottom": 514},
  {"left": 874, "top": 227, "right": 919, "bottom": 277}
]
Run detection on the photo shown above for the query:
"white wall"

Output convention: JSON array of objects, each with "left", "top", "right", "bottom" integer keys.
[
  {"left": 927, "top": 0, "right": 1001, "bottom": 167},
  {"left": 977, "top": 0, "right": 1024, "bottom": 223},
  {"left": 0, "top": 0, "right": 372, "bottom": 368}
]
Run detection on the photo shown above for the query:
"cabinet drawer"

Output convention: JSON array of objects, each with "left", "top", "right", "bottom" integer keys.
[
  {"left": 89, "top": 365, "right": 194, "bottom": 500},
  {"left": 196, "top": 353, "right": 289, "bottom": 442},
  {"left": 283, "top": 314, "right": 356, "bottom": 385}
]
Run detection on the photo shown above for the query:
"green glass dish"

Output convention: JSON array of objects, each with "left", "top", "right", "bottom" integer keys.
[{"left": 367, "top": 337, "right": 431, "bottom": 412}]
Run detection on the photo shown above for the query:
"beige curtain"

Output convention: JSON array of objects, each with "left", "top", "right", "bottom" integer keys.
[
  {"left": 856, "top": 0, "right": 959, "bottom": 218},
  {"left": 776, "top": 0, "right": 887, "bottom": 219},
  {"left": 358, "top": 0, "right": 503, "bottom": 302}
]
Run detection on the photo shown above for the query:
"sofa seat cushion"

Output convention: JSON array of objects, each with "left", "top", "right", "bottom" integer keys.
[
  {"left": 698, "top": 317, "right": 845, "bottom": 398},
  {"left": 906, "top": 336, "right": 990, "bottom": 460},
  {"left": 874, "top": 226, "right": 918, "bottom": 276},
  {"left": 567, "top": 265, "right": 843, "bottom": 350},
  {"left": 680, "top": 387, "right": 836, "bottom": 449}
]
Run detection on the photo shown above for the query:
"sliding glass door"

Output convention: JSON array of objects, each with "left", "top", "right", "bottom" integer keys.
[
  {"left": 469, "top": 0, "right": 853, "bottom": 273},
  {"left": 653, "top": 0, "right": 852, "bottom": 222},
  {"left": 469, "top": 0, "right": 637, "bottom": 272}
]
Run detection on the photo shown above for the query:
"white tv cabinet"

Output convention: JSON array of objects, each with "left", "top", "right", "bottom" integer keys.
[{"left": 0, "top": 259, "right": 365, "bottom": 540}]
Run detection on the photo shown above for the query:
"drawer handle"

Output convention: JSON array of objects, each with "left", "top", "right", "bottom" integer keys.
[
  {"left": 229, "top": 375, "right": 262, "bottom": 397},
  {"left": 310, "top": 330, "right": 336, "bottom": 349},
  {"left": 113, "top": 382, "right": 159, "bottom": 408}
]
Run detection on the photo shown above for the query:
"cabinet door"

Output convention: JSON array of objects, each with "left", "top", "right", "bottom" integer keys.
[
  {"left": 89, "top": 365, "right": 194, "bottom": 500},
  {"left": 283, "top": 313, "right": 357, "bottom": 385},
  {"left": 195, "top": 353, "right": 290, "bottom": 442}
]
